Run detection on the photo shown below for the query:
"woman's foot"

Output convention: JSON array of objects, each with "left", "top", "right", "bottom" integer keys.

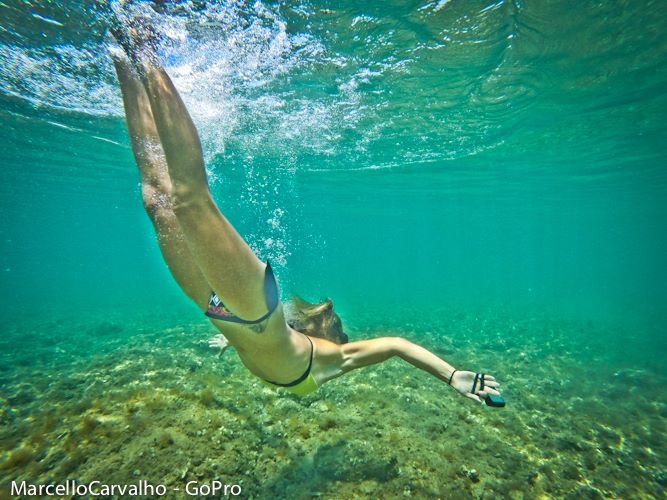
[{"left": 109, "top": 7, "right": 161, "bottom": 69}]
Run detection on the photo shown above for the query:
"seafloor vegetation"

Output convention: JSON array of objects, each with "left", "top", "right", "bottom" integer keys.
[{"left": 1, "top": 309, "right": 665, "bottom": 499}]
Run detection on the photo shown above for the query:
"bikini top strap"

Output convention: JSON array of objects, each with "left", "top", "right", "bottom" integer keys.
[{"left": 304, "top": 334, "right": 314, "bottom": 372}]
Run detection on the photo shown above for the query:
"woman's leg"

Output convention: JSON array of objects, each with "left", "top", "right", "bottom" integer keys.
[
  {"left": 123, "top": 37, "right": 271, "bottom": 320},
  {"left": 113, "top": 53, "right": 211, "bottom": 310}
]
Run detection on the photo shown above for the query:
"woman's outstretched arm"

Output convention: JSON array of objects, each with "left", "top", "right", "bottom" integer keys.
[{"left": 316, "top": 337, "right": 501, "bottom": 403}]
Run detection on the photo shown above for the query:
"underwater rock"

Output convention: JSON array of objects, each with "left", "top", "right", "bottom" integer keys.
[
  {"left": 653, "top": 470, "right": 667, "bottom": 486},
  {"left": 565, "top": 484, "right": 604, "bottom": 500},
  {"left": 458, "top": 465, "right": 480, "bottom": 483},
  {"left": 561, "top": 463, "right": 582, "bottom": 481},
  {"left": 313, "top": 441, "right": 398, "bottom": 482},
  {"left": 318, "top": 417, "right": 338, "bottom": 431},
  {"left": 1, "top": 446, "right": 34, "bottom": 470},
  {"left": 612, "top": 369, "right": 647, "bottom": 384},
  {"left": 555, "top": 436, "right": 586, "bottom": 452},
  {"left": 9, "top": 383, "right": 36, "bottom": 405},
  {"left": 0, "top": 397, "right": 16, "bottom": 425}
]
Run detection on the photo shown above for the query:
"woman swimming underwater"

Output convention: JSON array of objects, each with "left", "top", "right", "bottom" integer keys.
[{"left": 110, "top": 14, "right": 503, "bottom": 403}]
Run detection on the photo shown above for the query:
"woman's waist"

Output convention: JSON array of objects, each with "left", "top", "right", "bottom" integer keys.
[{"left": 235, "top": 338, "right": 312, "bottom": 384}]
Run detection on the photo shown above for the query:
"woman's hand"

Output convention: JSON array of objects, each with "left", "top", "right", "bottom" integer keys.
[
  {"left": 450, "top": 370, "right": 501, "bottom": 403},
  {"left": 208, "top": 334, "right": 230, "bottom": 357}
]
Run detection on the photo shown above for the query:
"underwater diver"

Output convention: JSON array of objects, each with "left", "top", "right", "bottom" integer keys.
[{"left": 109, "top": 14, "right": 503, "bottom": 404}]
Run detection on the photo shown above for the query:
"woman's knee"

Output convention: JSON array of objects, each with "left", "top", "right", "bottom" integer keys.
[{"left": 142, "top": 184, "right": 172, "bottom": 218}]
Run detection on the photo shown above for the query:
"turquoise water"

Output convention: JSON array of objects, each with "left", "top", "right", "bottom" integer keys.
[{"left": 1, "top": 0, "right": 666, "bottom": 498}]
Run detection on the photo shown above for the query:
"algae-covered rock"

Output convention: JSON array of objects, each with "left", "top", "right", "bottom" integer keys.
[
  {"left": 313, "top": 441, "right": 398, "bottom": 482},
  {"left": 0, "top": 397, "right": 16, "bottom": 426},
  {"left": 565, "top": 484, "right": 604, "bottom": 500},
  {"left": 1, "top": 446, "right": 34, "bottom": 470}
]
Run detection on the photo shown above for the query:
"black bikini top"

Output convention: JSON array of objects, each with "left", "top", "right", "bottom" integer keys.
[{"left": 205, "top": 260, "right": 279, "bottom": 326}]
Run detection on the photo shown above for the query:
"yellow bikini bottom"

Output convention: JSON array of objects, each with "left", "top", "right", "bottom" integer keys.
[{"left": 261, "top": 373, "right": 319, "bottom": 397}]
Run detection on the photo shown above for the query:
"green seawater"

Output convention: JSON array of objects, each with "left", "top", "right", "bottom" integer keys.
[{"left": 1, "top": 1, "right": 666, "bottom": 498}]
